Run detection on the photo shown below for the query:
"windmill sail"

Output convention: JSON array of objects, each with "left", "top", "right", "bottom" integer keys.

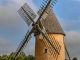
[
  {"left": 39, "top": 35, "right": 61, "bottom": 59},
  {"left": 37, "top": 0, "right": 57, "bottom": 21},
  {"left": 37, "top": 25, "right": 59, "bottom": 54},
  {"left": 16, "top": 30, "right": 31, "bottom": 53},
  {"left": 14, "top": 28, "right": 34, "bottom": 59},
  {"left": 39, "top": 26, "right": 61, "bottom": 58},
  {"left": 18, "top": 3, "right": 36, "bottom": 26}
]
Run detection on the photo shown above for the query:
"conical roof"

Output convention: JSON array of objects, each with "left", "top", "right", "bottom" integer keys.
[
  {"left": 41, "top": 9, "right": 65, "bottom": 35},
  {"left": 34, "top": 9, "right": 65, "bottom": 35}
]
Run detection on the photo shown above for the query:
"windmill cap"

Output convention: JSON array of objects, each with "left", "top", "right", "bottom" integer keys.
[{"left": 35, "top": 9, "right": 65, "bottom": 36}]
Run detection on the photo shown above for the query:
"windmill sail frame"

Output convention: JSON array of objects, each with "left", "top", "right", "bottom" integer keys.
[{"left": 18, "top": 3, "right": 36, "bottom": 26}]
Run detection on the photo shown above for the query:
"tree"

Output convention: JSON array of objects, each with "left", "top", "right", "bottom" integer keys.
[
  {"left": 27, "top": 55, "right": 34, "bottom": 60},
  {"left": 1, "top": 55, "right": 8, "bottom": 60},
  {"left": 0, "top": 56, "right": 2, "bottom": 60},
  {"left": 73, "top": 57, "right": 78, "bottom": 60},
  {"left": 16, "top": 52, "right": 26, "bottom": 60},
  {"left": 0, "top": 52, "right": 35, "bottom": 60},
  {"left": 8, "top": 52, "right": 16, "bottom": 60}
]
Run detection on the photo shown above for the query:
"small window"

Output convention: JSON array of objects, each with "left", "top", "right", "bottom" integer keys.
[{"left": 44, "top": 49, "right": 47, "bottom": 53}]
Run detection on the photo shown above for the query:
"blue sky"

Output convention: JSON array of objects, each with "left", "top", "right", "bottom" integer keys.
[{"left": 0, "top": 0, "right": 80, "bottom": 59}]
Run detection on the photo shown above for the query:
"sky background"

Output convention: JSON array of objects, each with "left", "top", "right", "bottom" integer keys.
[{"left": 0, "top": 0, "right": 80, "bottom": 59}]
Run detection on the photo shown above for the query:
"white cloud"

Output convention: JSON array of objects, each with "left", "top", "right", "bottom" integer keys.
[
  {"left": 24, "top": 44, "right": 35, "bottom": 55},
  {"left": 64, "top": 30, "right": 80, "bottom": 59},
  {"left": 0, "top": 0, "right": 38, "bottom": 30},
  {"left": 0, "top": 5, "right": 20, "bottom": 29},
  {"left": 57, "top": 17, "right": 80, "bottom": 31},
  {"left": 0, "top": 0, "right": 37, "bottom": 55},
  {"left": 72, "top": 20, "right": 80, "bottom": 22},
  {"left": 65, "top": 30, "right": 80, "bottom": 43},
  {"left": 0, "top": 37, "right": 10, "bottom": 46},
  {"left": 0, "top": 37, "right": 12, "bottom": 55},
  {"left": 10, "top": 0, "right": 38, "bottom": 13}
]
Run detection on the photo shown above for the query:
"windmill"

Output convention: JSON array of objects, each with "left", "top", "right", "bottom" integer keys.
[{"left": 13, "top": 0, "right": 71, "bottom": 60}]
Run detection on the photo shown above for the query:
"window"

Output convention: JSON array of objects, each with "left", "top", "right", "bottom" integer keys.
[{"left": 44, "top": 48, "right": 47, "bottom": 53}]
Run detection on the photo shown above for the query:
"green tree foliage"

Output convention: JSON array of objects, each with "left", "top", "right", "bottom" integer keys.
[
  {"left": 73, "top": 57, "right": 78, "bottom": 60},
  {"left": 27, "top": 55, "right": 34, "bottom": 60},
  {"left": 8, "top": 52, "right": 16, "bottom": 60},
  {"left": 0, "top": 52, "right": 34, "bottom": 60},
  {"left": 0, "top": 56, "right": 2, "bottom": 60},
  {"left": 1, "top": 55, "right": 8, "bottom": 60}
]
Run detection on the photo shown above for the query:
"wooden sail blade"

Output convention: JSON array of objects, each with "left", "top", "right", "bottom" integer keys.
[
  {"left": 48, "top": 35, "right": 61, "bottom": 59},
  {"left": 37, "top": 0, "right": 57, "bottom": 16},
  {"left": 35, "top": 0, "right": 54, "bottom": 24},
  {"left": 39, "top": 31, "right": 61, "bottom": 59},
  {"left": 18, "top": 3, "right": 36, "bottom": 26},
  {"left": 14, "top": 28, "right": 34, "bottom": 59},
  {"left": 37, "top": 25, "right": 59, "bottom": 54}
]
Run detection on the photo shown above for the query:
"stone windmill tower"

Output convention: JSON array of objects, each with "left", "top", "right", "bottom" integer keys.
[
  {"left": 35, "top": 8, "right": 65, "bottom": 60},
  {"left": 13, "top": 0, "right": 70, "bottom": 60}
]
